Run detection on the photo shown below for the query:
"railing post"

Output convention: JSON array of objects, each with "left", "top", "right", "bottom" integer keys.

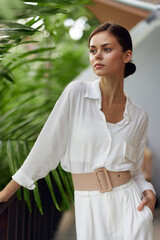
[
  {"left": 0, "top": 208, "right": 8, "bottom": 239},
  {"left": 0, "top": 179, "right": 62, "bottom": 240},
  {"left": 0, "top": 194, "right": 17, "bottom": 240}
]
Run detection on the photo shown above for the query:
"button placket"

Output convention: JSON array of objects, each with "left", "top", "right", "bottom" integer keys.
[{"left": 96, "top": 99, "right": 112, "bottom": 162}]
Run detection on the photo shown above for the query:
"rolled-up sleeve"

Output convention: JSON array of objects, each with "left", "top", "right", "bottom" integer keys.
[{"left": 12, "top": 86, "right": 69, "bottom": 190}]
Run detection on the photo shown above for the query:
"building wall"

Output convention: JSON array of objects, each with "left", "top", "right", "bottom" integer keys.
[{"left": 125, "top": 21, "right": 160, "bottom": 198}]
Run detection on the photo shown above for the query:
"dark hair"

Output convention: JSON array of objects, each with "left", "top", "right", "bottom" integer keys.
[{"left": 88, "top": 22, "right": 136, "bottom": 78}]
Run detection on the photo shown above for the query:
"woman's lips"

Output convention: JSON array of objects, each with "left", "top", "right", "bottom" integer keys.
[{"left": 94, "top": 63, "right": 105, "bottom": 69}]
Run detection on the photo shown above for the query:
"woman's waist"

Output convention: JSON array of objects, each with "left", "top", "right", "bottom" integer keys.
[{"left": 72, "top": 167, "right": 131, "bottom": 193}]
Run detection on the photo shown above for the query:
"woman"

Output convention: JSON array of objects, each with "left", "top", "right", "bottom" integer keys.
[{"left": 0, "top": 22, "right": 156, "bottom": 240}]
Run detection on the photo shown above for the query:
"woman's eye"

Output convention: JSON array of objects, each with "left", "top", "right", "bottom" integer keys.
[
  {"left": 90, "top": 49, "right": 97, "bottom": 54},
  {"left": 104, "top": 48, "right": 111, "bottom": 52}
]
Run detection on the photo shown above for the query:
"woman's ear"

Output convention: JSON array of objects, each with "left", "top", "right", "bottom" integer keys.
[{"left": 123, "top": 50, "right": 132, "bottom": 63}]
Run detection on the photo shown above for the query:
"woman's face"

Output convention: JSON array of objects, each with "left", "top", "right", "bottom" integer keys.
[{"left": 89, "top": 31, "right": 131, "bottom": 78}]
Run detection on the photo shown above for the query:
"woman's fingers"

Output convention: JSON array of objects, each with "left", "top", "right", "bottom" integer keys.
[
  {"left": 137, "top": 190, "right": 156, "bottom": 213},
  {"left": 137, "top": 196, "right": 148, "bottom": 211}
]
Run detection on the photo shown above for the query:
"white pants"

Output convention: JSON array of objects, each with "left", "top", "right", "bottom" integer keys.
[{"left": 75, "top": 179, "right": 153, "bottom": 240}]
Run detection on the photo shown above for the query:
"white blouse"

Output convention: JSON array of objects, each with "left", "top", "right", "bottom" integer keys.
[{"left": 12, "top": 79, "right": 155, "bottom": 195}]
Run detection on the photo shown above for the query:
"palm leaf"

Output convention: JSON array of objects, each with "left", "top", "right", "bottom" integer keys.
[
  {"left": 33, "top": 182, "right": 43, "bottom": 215},
  {"left": 15, "top": 5, "right": 68, "bottom": 19},
  {"left": 57, "top": 165, "right": 74, "bottom": 204},
  {"left": 9, "top": 58, "right": 57, "bottom": 71},
  {"left": 22, "top": 0, "right": 89, "bottom": 4},
  {"left": 23, "top": 188, "right": 32, "bottom": 213},
  {"left": 0, "top": 20, "right": 37, "bottom": 45},
  {"left": 0, "top": 0, "right": 90, "bottom": 21},
  {"left": 0, "top": 68, "right": 14, "bottom": 83},
  {"left": 0, "top": 3, "right": 68, "bottom": 20},
  {"left": 6, "top": 47, "right": 56, "bottom": 69},
  {"left": 6, "top": 140, "right": 18, "bottom": 173},
  {"left": 45, "top": 174, "right": 61, "bottom": 211},
  {"left": 0, "top": 20, "right": 38, "bottom": 74},
  {"left": 51, "top": 169, "right": 71, "bottom": 210}
]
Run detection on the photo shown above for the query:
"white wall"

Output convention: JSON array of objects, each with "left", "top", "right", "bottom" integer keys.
[{"left": 125, "top": 19, "right": 160, "bottom": 198}]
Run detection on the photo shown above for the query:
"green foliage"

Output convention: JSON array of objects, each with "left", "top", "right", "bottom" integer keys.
[
  {"left": 0, "top": 0, "right": 90, "bottom": 20},
  {"left": 0, "top": 0, "right": 99, "bottom": 214}
]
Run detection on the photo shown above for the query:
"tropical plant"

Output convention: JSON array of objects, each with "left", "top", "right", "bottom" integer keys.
[{"left": 0, "top": 0, "right": 99, "bottom": 214}]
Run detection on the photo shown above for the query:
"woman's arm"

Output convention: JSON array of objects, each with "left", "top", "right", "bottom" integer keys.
[
  {"left": 0, "top": 179, "right": 21, "bottom": 202},
  {"left": 132, "top": 112, "right": 156, "bottom": 213},
  {"left": 11, "top": 84, "right": 71, "bottom": 190}
]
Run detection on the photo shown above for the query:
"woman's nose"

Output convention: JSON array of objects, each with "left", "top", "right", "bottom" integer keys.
[{"left": 95, "top": 50, "right": 103, "bottom": 60}]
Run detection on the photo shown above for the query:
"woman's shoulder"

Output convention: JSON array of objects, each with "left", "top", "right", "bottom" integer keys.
[
  {"left": 64, "top": 80, "right": 88, "bottom": 97},
  {"left": 128, "top": 97, "right": 148, "bottom": 123}
]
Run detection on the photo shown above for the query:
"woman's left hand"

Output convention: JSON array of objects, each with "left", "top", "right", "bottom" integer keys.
[{"left": 137, "top": 189, "right": 156, "bottom": 214}]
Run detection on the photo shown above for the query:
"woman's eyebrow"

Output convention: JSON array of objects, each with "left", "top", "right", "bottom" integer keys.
[
  {"left": 102, "top": 43, "right": 112, "bottom": 47},
  {"left": 90, "top": 45, "right": 96, "bottom": 48},
  {"left": 90, "top": 43, "right": 112, "bottom": 48}
]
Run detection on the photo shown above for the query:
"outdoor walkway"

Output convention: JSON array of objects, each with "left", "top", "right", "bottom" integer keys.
[{"left": 54, "top": 206, "right": 160, "bottom": 240}]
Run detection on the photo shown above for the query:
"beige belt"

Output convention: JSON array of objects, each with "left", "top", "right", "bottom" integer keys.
[{"left": 72, "top": 168, "right": 131, "bottom": 193}]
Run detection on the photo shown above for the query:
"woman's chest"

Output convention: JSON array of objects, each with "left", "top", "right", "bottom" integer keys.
[
  {"left": 100, "top": 102, "right": 125, "bottom": 124},
  {"left": 69, "top": 99, "right": 139, "bottom": 149}
]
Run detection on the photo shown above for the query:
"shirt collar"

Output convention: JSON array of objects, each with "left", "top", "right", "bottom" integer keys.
[
  {"left": 84, "top": 79, "right": 101, "bottom": 100},
  {"left": 84, "top": 79, "right": 133, "bottom": 123}
]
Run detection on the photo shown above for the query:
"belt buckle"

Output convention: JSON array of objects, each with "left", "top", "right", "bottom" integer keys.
[{"left": 94, "top": 168, "right": 113, "bottom": 193}]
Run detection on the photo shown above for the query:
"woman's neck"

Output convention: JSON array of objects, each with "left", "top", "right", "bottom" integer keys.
[{"left": 99, "top": 76, "right": 126, "bottom": 106}]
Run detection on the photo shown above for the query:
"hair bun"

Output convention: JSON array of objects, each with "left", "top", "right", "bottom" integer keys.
[{"left": 124, "top": 61, "right": 136, "bottom": 78}]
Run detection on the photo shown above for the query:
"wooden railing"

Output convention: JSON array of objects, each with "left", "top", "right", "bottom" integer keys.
[{"left": 0, "top": 179, "right": 62, "bottom": 240}]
